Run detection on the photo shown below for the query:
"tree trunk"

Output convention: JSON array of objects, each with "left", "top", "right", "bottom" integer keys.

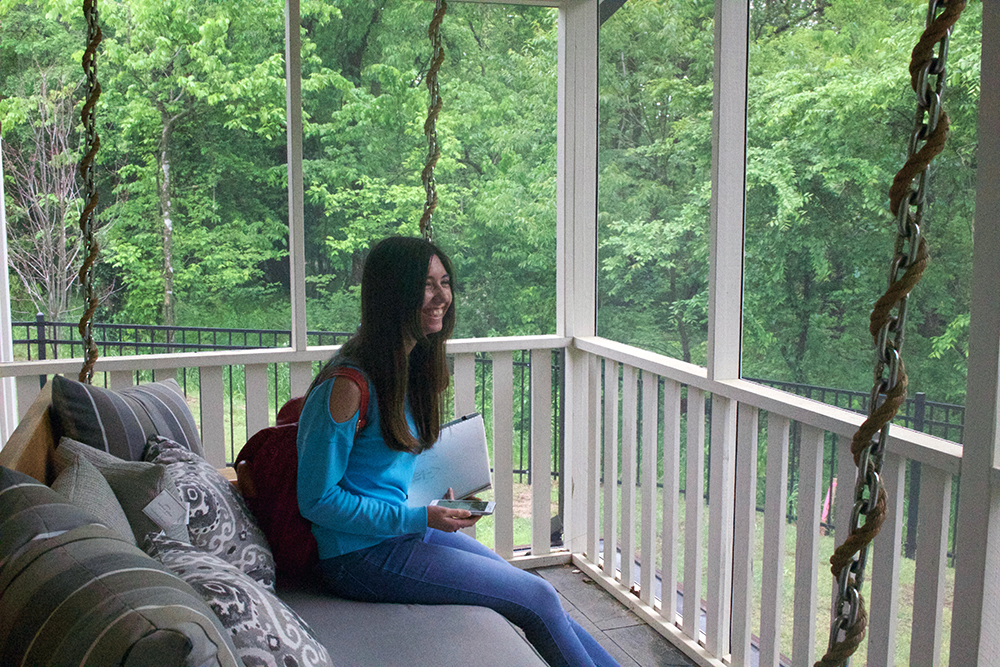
[{"left": 158, "top": 113, "right": 175, "bottom": 330}]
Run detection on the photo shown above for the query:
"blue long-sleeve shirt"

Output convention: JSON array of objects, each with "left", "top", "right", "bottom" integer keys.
[{"left": 296, "top": 374, "right": 428, "bottom": 559}]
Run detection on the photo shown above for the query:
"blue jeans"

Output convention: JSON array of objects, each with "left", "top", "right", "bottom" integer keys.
[{"left": 318, "top": 529, "right": 619, "bottom": 667}]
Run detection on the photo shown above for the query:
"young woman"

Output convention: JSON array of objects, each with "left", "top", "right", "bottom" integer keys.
[{"left": 296, "top": 236, "right": 619, "bottom": 667}]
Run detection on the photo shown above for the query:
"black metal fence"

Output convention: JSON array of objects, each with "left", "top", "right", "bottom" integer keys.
[{"left": 12, "top": 317, "right": 962, "bottom": 558}]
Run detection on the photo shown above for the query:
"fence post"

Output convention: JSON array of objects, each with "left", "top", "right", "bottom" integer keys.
[{"left": 35, "top": 313, "right": 47, "bottom": 388}]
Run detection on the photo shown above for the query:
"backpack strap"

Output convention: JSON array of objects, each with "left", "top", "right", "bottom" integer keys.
[{"left": 327, "top": 366, "right": 370, "bottom": 432}]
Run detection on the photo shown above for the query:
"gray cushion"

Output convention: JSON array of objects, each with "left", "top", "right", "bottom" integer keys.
[
  {"left": 145, "top": 534, "right": 331, "bottom": 667},
  {"left": 51, "top": 451, "right": 136, "bottom": 544},
  {"left": 0, "top": 467, "right": 241, "bottom": 667},
  {"left": 55, "top": 437, "right": 189, "bottom": 544},
  {"left": 279, "top": 580, "right": 549, "bottom": 667},
  {"left": 50, "top": 375, "right": 203, "bottom": 460},
  {"left": 145, "top": 435, "right": 276, "bottom": 590}
]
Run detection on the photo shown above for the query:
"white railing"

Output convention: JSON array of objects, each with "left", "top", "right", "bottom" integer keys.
[
  {"left": 572, "top": 337, "right": 963, "bottom": 667},
  {"left": 0, "top": 335, "right": 969, "bottom": 666}
]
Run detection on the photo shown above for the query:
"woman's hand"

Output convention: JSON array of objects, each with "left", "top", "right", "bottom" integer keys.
[{"left": 426, "top": 487, "right": 481, "bottom": 532}]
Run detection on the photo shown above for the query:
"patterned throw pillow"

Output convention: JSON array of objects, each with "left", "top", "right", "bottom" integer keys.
[
  {"left": 145, "top": 435, "right": 276, "bottom": 590},
  {"left": 50, "top": 375, "right": 203, "bottom": 461},
  {"left": 145, "top": 534, "right": 332, "bottom": 667},
  {"left": 0, "top": 467, "right": 241, "bottom": 667}
]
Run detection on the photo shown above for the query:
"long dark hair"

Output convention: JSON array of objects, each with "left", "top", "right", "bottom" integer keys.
[{"left": 310, "top": 236, "right": 455, "bottom": 452}]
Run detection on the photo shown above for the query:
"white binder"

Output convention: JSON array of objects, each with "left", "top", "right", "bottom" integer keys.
[{"left": 407, "top": 413, "right": 492, "bottom": 507}]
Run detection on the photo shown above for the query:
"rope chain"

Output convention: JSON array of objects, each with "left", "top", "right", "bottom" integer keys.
[
  {"left": 816, "top": 1, "right": 965, "bottom": 665},
  {"left": 77, "top": 0, "right": 103, "bottom": 384},
  {"left": 419, "top": 0, "right": 447, "bottom": 243}
]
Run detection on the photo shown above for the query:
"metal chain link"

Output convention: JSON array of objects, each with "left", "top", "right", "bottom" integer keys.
[
  {"left": 419, "top": 0, "right": 447, "bottom": 243},
  {"left": 77, "top": 0, "right": 103, "bottom": 384},
  {"left": 817, "top": 1, "right": 965, "bottom": 665}
]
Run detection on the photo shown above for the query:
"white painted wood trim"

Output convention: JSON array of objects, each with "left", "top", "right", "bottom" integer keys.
[
  {"left": 572, "top": 337, "right": 963, "bottom": 472},
  {"left": 453, "top": 352, "right": 476, "bottom": 418},
  {"left": 603, "top": 360, "right": 619, "bottom": 578},
  {"left": 869, "top": 452, "right": 905, "bottom": 666},
  {"left": 586, "top": 352, "right": 601, "bottom": 563},
  {"left": 706, "top": 0, "right": 748, "bottom": 382},
  {"left": 951, "top": 4, "right": 1000, "bottom": 663},
  {"left": 556, "top": 0, "right": 597, "bottom": 338},
  {"left": 661, "top": 378, "right": 682, "bottom": 623},
  {"left": 559, "top": 349, "right": 582, "bottom": 550},
  {"left": 573, "top": 556, "right": 728, "bottom": 667},
  {"left": 731, "top": 405, "right": 758, "bottom": 666},
  {"left": 639, "top": 370, "right": 659, "bottom": 606},
  {"left": 15, "top": 375, "right": 41, "bottom": 421},
  {"left": 792, "top": 424, "right": 824, "bottom": 665},
  {"left": 244, "top": 364, "right": 270, "bottom": 437},
  {"left": 289, "top": 361, "right": 313, "bottom": 399},
  {"left": 619, "top": 364, "right": 638, "bottom": 589},
  {"left": 531, "top": 349, "right": 553, "bottom": 556},
  {"left": 154, "top": 368, "right": 178, "bottom": 384},
  {"left": 108, "top": 370, "right": 133, "bottom": 391},
  {"left": 199, "top": 365, "right": 226, "bottom": 467},
  {"left": 910, "top": 466, "right": 952, "bottom": 667},
  {"left": 760, "top": 413, "right": 790, "bottom": 666},
  {"left": 683, "top": 387, "right": 706, "bottom": 639},
  {"left": 493, "top": 351, "right": 515, "bottom": 560},
  {"left": 706, "top": 394, "right": 736, "bottom": 655}
]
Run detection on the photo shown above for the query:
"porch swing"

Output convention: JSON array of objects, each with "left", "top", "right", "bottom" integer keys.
[{"left": 67, "top": 0, "right": 968, "bottom": 666}]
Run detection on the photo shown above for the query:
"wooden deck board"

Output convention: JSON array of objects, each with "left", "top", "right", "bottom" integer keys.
[{"left": 534, "top": 564, "right": 696, "bottom": 667}]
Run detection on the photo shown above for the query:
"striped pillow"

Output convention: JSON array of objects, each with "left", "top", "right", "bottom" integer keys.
[
  {"left": 0, "top": 467, "right": 241, "bottom": 667},
  {"left": 50, "top": 375, "right": 203, "bottom": 461}
]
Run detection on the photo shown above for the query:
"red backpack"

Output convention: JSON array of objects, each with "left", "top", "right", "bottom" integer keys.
[{"left": 235, "top": 367, "right": 369, "bottom": 581}]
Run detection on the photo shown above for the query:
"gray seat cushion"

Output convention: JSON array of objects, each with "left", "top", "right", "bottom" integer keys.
[{"left": 279, "top": 583, "right": 549, "bottom": 667}]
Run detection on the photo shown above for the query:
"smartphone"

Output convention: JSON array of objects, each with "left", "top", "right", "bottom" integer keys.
[{"left": 429, "top": 499, "right": 496, "bottom": 516}]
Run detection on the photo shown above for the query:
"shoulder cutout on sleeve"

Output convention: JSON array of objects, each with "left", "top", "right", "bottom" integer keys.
[{"left": 328, "top": 376, "right": 362, "bottom": 424}]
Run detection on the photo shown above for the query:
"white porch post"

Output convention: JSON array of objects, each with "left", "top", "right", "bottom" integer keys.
[
  {"left": 0, "top": 138, "right": 16, "bottom": 444},
  {"left": 706, "top": 0, "right": 748, "bottom": 382},
  {"left": 558, "top": 0, "right": 598, "bottom": 554},
  {"left": 703, "top": 0, "right": 748, "bottom": 655},
  {"left": 950, "top": 1, "right": 1000, "bottom": 663},
  {"left": 285, "top": 0, "right": 307, "bottom": 351}
]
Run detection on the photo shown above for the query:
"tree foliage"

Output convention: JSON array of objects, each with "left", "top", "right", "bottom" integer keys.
[{"left": 1, "top": 0, "right": 980, "bottom": 404}]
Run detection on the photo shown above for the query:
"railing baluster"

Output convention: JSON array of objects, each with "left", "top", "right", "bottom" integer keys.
[
  {"left": 452, "top": 352, "right": 478, "bottom": 540},
  {"left": 453, "top": 353, "right": 476, "bottom": 418},
  {"left": 603, "top": 360, "right": 619, "bottom": 579},
  {"left": 910, "top": 465, "right": 952, "bottom": 667},
  {"left": 530, "top": 348, "right": 552, "bottom": 557},
  {"left": 108, "top": 370, "right": 133, "bottom": 391},
  {"left": 639, "top": 370, "right": 658, "bottom": 606},
  {"left": 199, "top": 366, "right": 226, "bottom": 468},
  {"left": 619, "top": 364, "right": 638, "bottom": 590},
  {"left": 760, "top": 413, "right": 790, "bottom": 666},
  {"left": 660, "top": 378, "right": 682, "bottom": 623},
  {"left": 870, "top": 451, "right": 906, "bottom": 666},
  {"left": 792, "top": 424, "right": 824, "bottom": 665},
  {"left": 586, "top": 354, "right": 601, "bottom": 566},
  {"left": 245, "top": 364, "right": 270, "bottom": 437},
  {"left": 682, "top": 386, "right": 705, "bottom": 639},
  {"left": 731, "top": 404, "right": 758, "bottom": 666},
  {"left": 492, "top": 351, "right": 515, "bottom": 560},
  {"left": 706, "top": 394, "right": 736, "bottom": 655}
]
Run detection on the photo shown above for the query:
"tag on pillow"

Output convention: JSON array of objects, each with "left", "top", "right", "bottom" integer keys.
[{"left": 143, "top": 490, "right": 189, "bottom": 541}]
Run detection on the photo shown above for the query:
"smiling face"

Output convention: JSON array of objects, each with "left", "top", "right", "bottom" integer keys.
[{"left": 421, "top": 255, "right": 452, "bottom": 336}]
